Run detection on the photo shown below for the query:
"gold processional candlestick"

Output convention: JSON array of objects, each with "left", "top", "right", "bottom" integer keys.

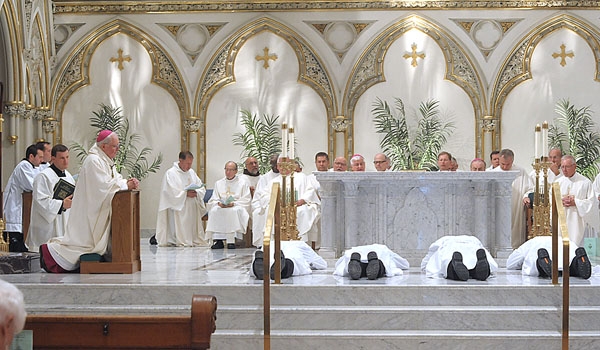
[
  {"left": 529, "top": 121, "right": 552, "bottom": 240},
  {"left": 278, "top": 157, "right": 299, "bottom": 241}
]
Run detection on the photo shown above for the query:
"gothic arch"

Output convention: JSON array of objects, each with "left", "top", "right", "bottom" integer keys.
[
  {"left": 343, "top": 14, "right": 486, "bottom": 157},
  {"left": 195, "top": 17, "right": 337, "bottom": 178},
  {"left": 51, "top": 19, "right": 188, "bottom": 145},
  {"left": 491, "top": 14, "right": 600, "bottom": 143}
]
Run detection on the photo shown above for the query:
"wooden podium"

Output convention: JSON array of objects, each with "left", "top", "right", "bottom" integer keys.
[{"left": 80, "top": 190, "right": 141, "bottom": 274}]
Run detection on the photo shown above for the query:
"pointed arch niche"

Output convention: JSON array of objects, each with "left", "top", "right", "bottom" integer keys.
[
  {"left": 195, "top": 17, "right": 336, "bottom": 184},
  {"left": 343, "top": 15, "right": 486, "bottom": 166},
  {"left": 492, "top": 14, "right": 600, "bottom": 166}
]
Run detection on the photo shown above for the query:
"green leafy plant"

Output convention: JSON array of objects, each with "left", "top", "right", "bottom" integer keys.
[
  {"left": 70, "top": 103, "right": 163, "bottom": 181},
  {"left": 372, "top": 97, "right": 454, "bottom": 170},
  {"left": 232, "top": 110, "right": 282, "bottom": 174},
  {"left": 548, "top": 99, "right": 600, "bottom": 179}
]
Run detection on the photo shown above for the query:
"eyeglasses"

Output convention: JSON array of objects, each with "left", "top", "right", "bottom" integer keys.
[{"left": 373, "top": 161, "right": 388, "bottom": 164}]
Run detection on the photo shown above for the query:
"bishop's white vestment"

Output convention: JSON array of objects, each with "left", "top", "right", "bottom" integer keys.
[
  {"left": 46, "top": 144, "right": 128, "bottom": 271},
  {"left": 26, "top": 166, "right": 75, "bottom": 252},
  {"left": 156, "top": 162, "right": 207, "bottom": 247},
  {"left": 421, "top": 235, "right": 498, "bottom": 279},
  {"left": 206, "top": 175, "right": 251, "bottom": 244},
  {"left": 506, "top": 236, "right": 578, "bottom": 277},
  {"left": 334, "top": 244, "right": 409, "bottom": 277},
  {"left": 250, "top": 240, "right": 327, "bottom": 278},
  {"left": 3, "top": 159, "right": 40, "bottom": 233},
  {"left": 493, "top": 165, "right": 532, "bottom": 248},
  {"left": 251, "top": 170, "right": 279, "bottom": 246},
  {"left": 555, "top": 172, "right": 596, "bottom": 246}
]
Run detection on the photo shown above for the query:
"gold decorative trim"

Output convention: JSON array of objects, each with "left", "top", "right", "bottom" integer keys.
[
  {"left": 343, "top": 15, "right": 485, "bottom": 157},
  {"left": 53, "top": 1, "right": 600, "bottom": 14},
  {"left": 195, "top": 17, "right": 336, "bottom": 181},
  {"left": 158, "top": 22, "right": 226, "bottom": 64},
  {"left": 51, "top": 19, "right": 189, "bottom": 147},
  {"left": 491, "top": 14, "right": 600, "bottom": 142}
]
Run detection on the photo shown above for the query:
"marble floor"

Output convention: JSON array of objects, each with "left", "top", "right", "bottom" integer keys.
[{"left": 2, "top": 243, "right": 599, "bottom": 287}]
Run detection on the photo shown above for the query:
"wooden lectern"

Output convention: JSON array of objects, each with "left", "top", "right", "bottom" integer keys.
[{"left": 80, "top": 190, "right": 141, "bottom": 274}]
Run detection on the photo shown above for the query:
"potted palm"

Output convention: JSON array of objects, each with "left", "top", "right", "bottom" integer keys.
[
  {"left": 372, "top": 97, "right": 454, "bottom": 170},
  {"left": 232, "top": 110, "right": 283, "bottom": 174}
]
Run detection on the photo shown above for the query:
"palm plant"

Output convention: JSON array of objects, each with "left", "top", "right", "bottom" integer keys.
[
  {"left": 70, "top": 104, "right": 163, "bottom": 181},
  {"left": 548, "top": 99, "right": 600, "bottom": 179},
  {"left": 232, "top": 110, "right": 282, "bottom": 174},
  {"left": 372, "top": 97, "right": 454, "bottom": 170}
]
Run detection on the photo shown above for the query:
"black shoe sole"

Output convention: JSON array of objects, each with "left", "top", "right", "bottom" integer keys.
[
  {"left": 270, "top": 251, "right": 286, "bottom": 280},
  {"left": 575, "top": 247, "right": 592, "bottom": 280},
  {"left": 283, "top": 258, "right": 294, "bottom": 279},
  {"left": 253, "top": 251, "right": 264, "bottom": 280},
  {"left": 449, "top": 252, "right": 469, "bottom": 281},
  {"left": 473, "top": 248, "right": 491, "bottom": 281},
  {"left": 348, "top": 252, "right": 362, "bottom": 280},
  {"left": 366, "top": 251, "right": 380, "bottom": 280},
  {"left": 210, "top": 241, "right": 224, "bottom": 249},
  {"left": 227, "top": 243, "right": 236, "bottom": 249},
  {"left": 537, "top": 248, "right": 552, "bottom": 278}
]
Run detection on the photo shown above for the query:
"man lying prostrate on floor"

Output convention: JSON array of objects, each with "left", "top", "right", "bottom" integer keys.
[
  {"left": 506, "top": 235, "right": 592, "bottom": 279},
  {"left": 334, "top": 244, "right": 409, "bottom": 280},
  {"left": 421, "top": 235, "right": 498, "bottom": 281},
  {"left": 251, "top": 240, "right": 327, "bottom": 280}
]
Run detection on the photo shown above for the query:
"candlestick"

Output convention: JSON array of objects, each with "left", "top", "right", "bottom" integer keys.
[
  {"left": 289, "top": 126, "right": 295, "bottom": 159},
  {"left": 542, "top": 121, "right": 548, "bottom": 157},
  {"left": 534, "top": 124, "right": 541, "bottom": 160},
  {"left": 282, "top": 123, "right": 288, "bottom": 158}
]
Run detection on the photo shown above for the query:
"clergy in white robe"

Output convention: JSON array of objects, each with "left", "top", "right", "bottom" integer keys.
[
  {"left": 506, "top": 236, "right": 579, "bottom": 277},
  {"left": 251, "top": 154, "right": 281, "bottom": 247},
  {"left": 41, "top": 131, "right": 139, "bottom": 273},
  {"left": 241, "top": 156, "right": 260, "bottom": 194},
  {"left": 255, "top": 157, "right": 321, "bottom": 246},
  {"left": 206, "top": 161, "right": 252, "bottom": 249},
  {"left": 554, "top": 155, "right": 596, "bottom": 246},
  {"left": 36, "top": 141, "right": 52, "bottom": 172},
  {"left": 334, "top": 244, "right": 409, "bottom": 277},
  {"left": 26, "top": 145, "right": 75, "bottom": 252},
  {"left": 2, "top": 144, "right": 43, "bottom": 252},
  {"left": 250, "top": 240, "right": 327, "bottom": 279},
  {"left": 523, "top": 148, "right": 563, "bottom": 207},
  {"left": 155, "top": 152, "right": 207, "bottom": 247},
  {"left": 421, "top": 235, "right": 498, "bottom": 279},
  {"left": 492, "top": 149, "right": 532, "bottom": 249}
]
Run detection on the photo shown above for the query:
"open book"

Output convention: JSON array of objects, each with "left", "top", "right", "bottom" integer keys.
[
  {"left": 185, "top": 183, "right": 205, "bottom": 191},
  {"left": 220, "top": 195, "right": 235, "bottom": 206},
  {"left": 53, "top": 178, "right": 75, "bottom": 200}
]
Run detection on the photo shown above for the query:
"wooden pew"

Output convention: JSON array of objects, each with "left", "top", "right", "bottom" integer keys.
[{"left": 24, "top": 294, "right": 217, "bottom": 349}]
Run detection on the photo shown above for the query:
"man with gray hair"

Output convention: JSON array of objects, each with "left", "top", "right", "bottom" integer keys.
[
  {"left": 554, "top": 155, "right": 596, "bottom": 246},
  {"left": 0, "top": 280, "right": 27, "bottom": 349},
  {"left": 350, "top": 154, "right": 365, "bottom": 172},
  {"left": 206, "top": 161, "right": 252, "bottom": 249},
  {"left": 373, "top": 153, "right": 391, "bottom": 171}
]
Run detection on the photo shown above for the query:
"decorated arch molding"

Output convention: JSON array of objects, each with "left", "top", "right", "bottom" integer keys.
[
  {"left": 491, "top": 14, "right": 600, "bottom": 127},
  {"left": 51, "top": 19, "right": 188, "bottom": 145},
  {"left": 195, "top": 17, "right": 337, "bottom": 178},
  {"left": 343, "top": 14, "right": 486, "bottom": 158}
]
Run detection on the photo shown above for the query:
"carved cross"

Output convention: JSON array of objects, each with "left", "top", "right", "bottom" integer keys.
[
  {"left": 255, "top": 47, "right": 278, "bottom": 69},
  {"left": 552, "top": 44, "right": 574, "bottom": 67},
  {"left": 110, "top": 48, "right": 132, "bottom": 71},
  {"left": 403, "top": 43, "right": 425, "bottom": 67}
]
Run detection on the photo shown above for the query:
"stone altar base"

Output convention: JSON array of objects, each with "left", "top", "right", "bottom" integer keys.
[
  {"left": 0, "top": 252, "right": 41, "bottom": 274},
  {"left": 4, "top": 246, "right": 600, "bottom": 349}
]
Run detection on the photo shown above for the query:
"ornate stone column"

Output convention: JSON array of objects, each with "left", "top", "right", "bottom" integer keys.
[
  {"left": 331, "top": 115, "right": 350, "bottom": 158},
  {"left": 4, "top": 102, "right": 25, "bottom": 145},
  {"left": 39, "top": 107, "right": 55, "bottom": 142},
  {"left": 184, "top": 116, "right": 202, "bottom": 171},
  {"left": 317, "top": 179, "right": 341, "bottom": 258},
  {"left": 480, "top": 115, "right": 498, "bottom": 159}
]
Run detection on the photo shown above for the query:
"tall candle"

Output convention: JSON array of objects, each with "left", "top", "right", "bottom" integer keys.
[
  {"left": 282, "top": 123, "right": 288, "bottom": 158},
  {"left": 534, "top": 124, "right": 541, "bottom": 159},
  {"left": 542, "top": 121, "right": 548, "bottom": 157},
  {"left": 289, "top": 126, "right": 295, "bottom": 159}
]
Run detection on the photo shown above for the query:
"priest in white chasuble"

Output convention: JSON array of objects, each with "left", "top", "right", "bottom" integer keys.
[
  {"left": 251, "top": 154, "right": 280, "bottom": 247},
  {"left": 26, "top": 144, "right": 76, "bottom": 252},
  {"left": 40, "top": 130, "right": 140, "bottom": 273},
  {"left": 492, "top": 149, "right": 532, "bottom": 249},
  {"left": 155, "top": 151, "right": 208, "bottom": 247},
  {"left": 206, "top": 161, "right": 252, "bottom": 249},
  {"left": 257, "top": 156, "right": 321, "bottom": 245},
  {"left": 554, "top": 155, "right": 596, "bottom": 246}
]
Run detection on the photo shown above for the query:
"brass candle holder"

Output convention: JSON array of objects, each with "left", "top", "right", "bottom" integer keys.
[
  {"left": 278, "top": 157, "right": 299, "bottom": 241},
  {"left": 529, "top": 156, "right": 552, "bottom": 239}
]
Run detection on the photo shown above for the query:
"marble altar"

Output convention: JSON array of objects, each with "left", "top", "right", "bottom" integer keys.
[{"left": 315, "top": 171, "right": 519, "bottom": 260}]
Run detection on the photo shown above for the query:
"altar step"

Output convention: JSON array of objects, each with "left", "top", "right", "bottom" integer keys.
[{"left": 22, "top": 281, "right": 600, "bottom": 349}]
